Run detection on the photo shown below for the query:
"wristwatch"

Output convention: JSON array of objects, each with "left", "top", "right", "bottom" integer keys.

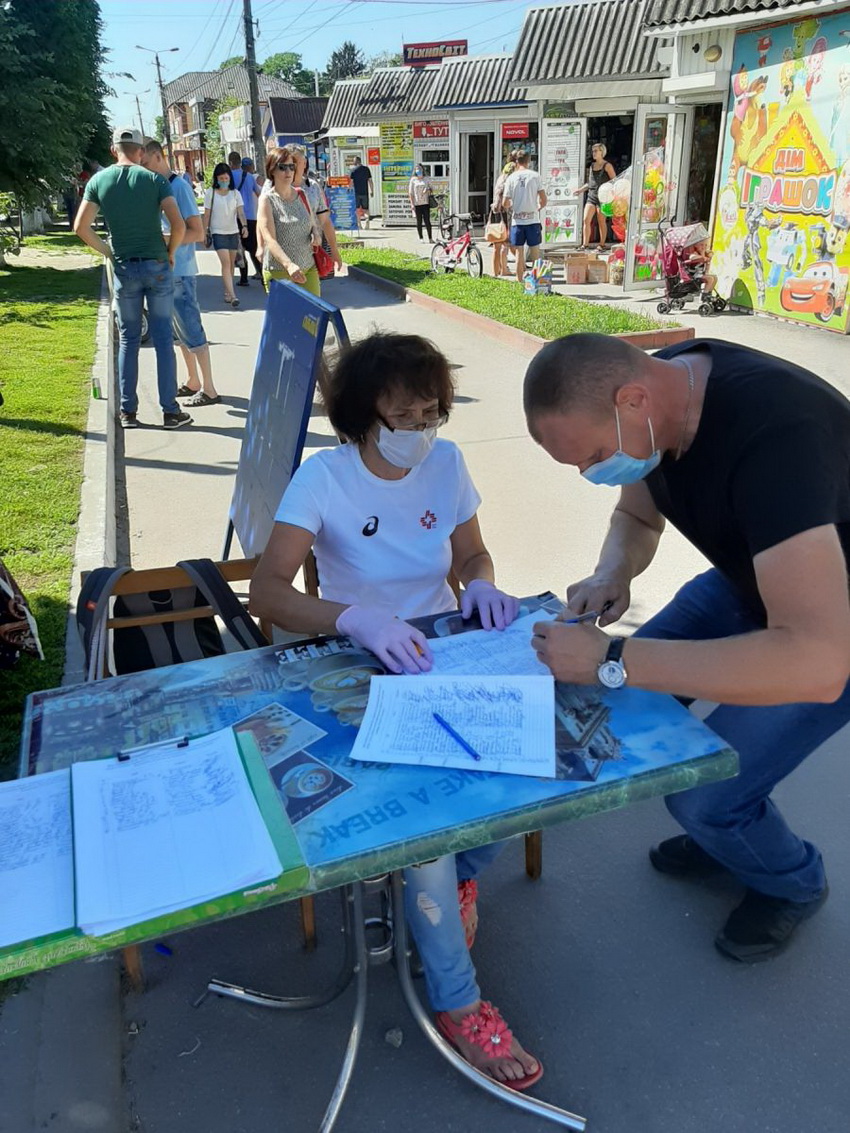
[{"left": 597, "top": 636, "right": 628, "bottom": 689}]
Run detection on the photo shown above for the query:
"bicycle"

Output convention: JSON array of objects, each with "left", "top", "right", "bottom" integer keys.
[
  {"left": 433, "top": 194, "right": 453, "bottom": 240},
  {"left": 429, "top": 211, "right": 484, "bottom": 279}
]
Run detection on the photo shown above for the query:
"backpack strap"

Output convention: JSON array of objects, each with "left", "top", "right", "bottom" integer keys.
[
  {"left": 76, "top": 565, "right": 132, "bottom": 681},
  {"left": 177, "top": 559, "right": 267, "bottom": 651}
]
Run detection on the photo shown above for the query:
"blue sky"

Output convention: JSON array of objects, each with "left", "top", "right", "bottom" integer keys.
[{"left": 100, "top": 0, "right": 533, "bottom": 132}]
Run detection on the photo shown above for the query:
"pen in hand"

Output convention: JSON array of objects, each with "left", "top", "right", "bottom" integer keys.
[
  {"left": 558, "top": 599, "right": 615, "bottom": 625},
  {"left": 432, "top": 712, "right": 481, "bottom": 762}
]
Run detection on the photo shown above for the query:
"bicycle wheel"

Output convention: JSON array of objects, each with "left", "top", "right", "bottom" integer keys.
[
  {"left": 430, "top": 242, "right": 452, "bottom": 274},
  {"left": 465, "top": 244, "right": 484, "bottom": 278}
]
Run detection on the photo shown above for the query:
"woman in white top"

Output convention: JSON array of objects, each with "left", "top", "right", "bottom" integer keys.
[
  {"left": 408, "top": 163, "right": 433, "bottom": 242},
  {"left": 204, "top": 162, "right": 247, "bottom": 307},
  {"left": 251, "top": 333, "right": 542, "bottom": 1092}
]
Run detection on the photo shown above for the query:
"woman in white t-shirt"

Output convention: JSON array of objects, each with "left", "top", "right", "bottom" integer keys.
[
  {"left": 251, "top": 333, "right": 542, "bottom": 1092},
  {"left": 204, "top": 162, "right": 247, "bottom": 307}
]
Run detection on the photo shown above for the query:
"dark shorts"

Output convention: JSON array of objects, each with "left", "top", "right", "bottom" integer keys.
[
  {"left": 355, "top": 193, "right": 369, "bottom": 211},
  {"left": 211, "top": 232, "right": 239, "bottom": 251},
  {"left": 510, "top": 222, "right": 542, "bottom": 248}
]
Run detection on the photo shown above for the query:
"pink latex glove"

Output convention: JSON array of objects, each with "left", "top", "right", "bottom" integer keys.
[
  {"left": 335, "top": 605, "right": 433, "bottom": 675},
  {"left": 460, "top": 580, "right": 520, "bottom": 630}
]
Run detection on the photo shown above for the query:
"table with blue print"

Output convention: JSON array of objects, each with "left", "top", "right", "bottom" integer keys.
[{"left": 21, "top": 595, "right": 738, "bottom": 903}]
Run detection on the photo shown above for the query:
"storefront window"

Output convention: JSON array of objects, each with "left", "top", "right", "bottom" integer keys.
[{"left": 501, "top": 122, "right": 539, "bottom": 169}]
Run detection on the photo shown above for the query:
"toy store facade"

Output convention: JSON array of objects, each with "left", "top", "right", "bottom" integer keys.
[{"left": 646, "top": 0, "right": 850, "bottom": 333}]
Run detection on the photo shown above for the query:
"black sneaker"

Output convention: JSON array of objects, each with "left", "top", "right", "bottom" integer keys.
[
  {"left": 715, "top": 886, "right": 829, "bottom": 963},
  {"left": 120, "top": 411, "right": 139, "bottom": 429},
  {"left": 162, "top": 411, "right": 193, "bottom": 429},
  {"left": 649, "top": 834, "right": 729, "bottom": 878}
]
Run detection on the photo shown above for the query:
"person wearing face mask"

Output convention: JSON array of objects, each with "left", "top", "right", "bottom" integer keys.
[
  {"left": 204, "top": 162, "right": 248, "bottom": 307},
  {"left": 408, "top": 163, "right": 433, "bottom": 242},
  {"left": 250, "top": 332, "right": 542, "bottom": 1092},
  {"left": 523, "top": 333, "right": 850, "bottom": 964}
]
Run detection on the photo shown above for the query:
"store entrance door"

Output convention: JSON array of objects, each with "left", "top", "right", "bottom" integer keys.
[
  {"left": 624, "top": 104, "right": 694, "bottom": 290},
  {"left": 461, "top": 132, "right": 493, "bottom": 222}
]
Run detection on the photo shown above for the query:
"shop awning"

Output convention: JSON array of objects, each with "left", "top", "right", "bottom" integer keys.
[
  {"left": 644, "top": 0, "right": 833, "bottom": 33},
  {"left": 431, "top": 54, "right": 530, "bottom": 109},
  {"left": 321, "top": 77, "right": 377, "bottom": 131},
  {"left": 509, "top": 0, "right": 669, "bottom": 101}
]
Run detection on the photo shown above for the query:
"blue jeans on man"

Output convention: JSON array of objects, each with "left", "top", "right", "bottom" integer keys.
[
  {"left": 112, "top": 258, "right": 179, "bottom": 415},
  {"left": 637, "top": 568, "right": 840, "bottom": 904}
]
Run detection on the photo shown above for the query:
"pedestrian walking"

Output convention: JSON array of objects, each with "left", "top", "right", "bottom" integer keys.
[
  {"left": 142, "top": 140, "right": 221, "bottom": 408},
  {"left": 575, "top": 142, "right": 616, "bottom": 249},
  {"left": 257, "top": 146, "right": 322, "bottom": 296},
  {"left": 502, "top": 151, "right": 547, "bottom": 283},
  {"left": 74, "top": 125, "right": 191, "bottom": 430},
  {"left": 234, "top": 157, "right": 263, "bottom": 284},
  {"left": 525, "top": 334, "right": 848, "bottom": 962},
  {"left": 349, "top": 156, "right": 372, "bottom": 229},
  {"left": 204, "top": 162, "right": 248, "bottom": 308},
  {"left": 291, "top": 145, "right": 343, "bottom": 275}
]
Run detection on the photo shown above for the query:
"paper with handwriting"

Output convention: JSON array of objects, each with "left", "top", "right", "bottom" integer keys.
[{"left": 350, "top": 675, "right": 556, "bottom": 777}]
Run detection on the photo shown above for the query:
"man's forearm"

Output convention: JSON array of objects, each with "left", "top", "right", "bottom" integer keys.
[
  {"left": 167, "top": 217, "right": 186, "bottom": 256},
  {"left": 595, "top": 508, "right": 661, "bottom": 583},
  {"left": 75, "top": 223, "right": 112, "bottom": 259}
]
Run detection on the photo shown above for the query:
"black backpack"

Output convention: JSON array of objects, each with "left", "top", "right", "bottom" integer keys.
[{"left": 76, "top": 558, "right": 266, "bottom": 681}]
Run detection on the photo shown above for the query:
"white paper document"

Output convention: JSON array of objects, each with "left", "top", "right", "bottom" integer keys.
[
  {"left": 429, "top": 610, "right": 555, "bottom": 678},
  {"left": 350, "top": 675, "right": 556, "bottom": 778},
  {"left": 0, "top": 769, "right": 75, "bottom": 948},
  {"left": 72, "top": 728, "right": 283, "bottom": 936}
]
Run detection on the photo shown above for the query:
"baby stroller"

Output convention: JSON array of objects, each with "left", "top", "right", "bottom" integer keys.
[{"left": 656, "top": 220, "right": 726, "bottom": 316}]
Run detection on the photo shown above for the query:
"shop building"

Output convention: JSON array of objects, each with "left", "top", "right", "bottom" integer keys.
[
  {"left": 645, "top": 0, "right": 850, "bottom": 332},
  {"left": 319, "top": 78, "right": 382, "bottom": 204}
]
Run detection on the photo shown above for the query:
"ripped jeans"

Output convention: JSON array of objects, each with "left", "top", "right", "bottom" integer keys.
[{"left": 403, "top": 842, "right": 504, "bottom": 1012}]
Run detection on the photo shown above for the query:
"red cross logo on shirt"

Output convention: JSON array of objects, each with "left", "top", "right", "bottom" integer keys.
[{"left": 419, "top": 509, "right": 437, "bottom": 530}]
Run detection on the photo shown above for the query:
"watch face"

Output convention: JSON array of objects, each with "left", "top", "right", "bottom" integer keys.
[{"left": 598, "top": 660, "right": 626, "bottom": 689}]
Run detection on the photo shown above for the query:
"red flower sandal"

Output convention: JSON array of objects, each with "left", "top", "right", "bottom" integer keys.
[
  {"left": 457, "top": 879, "right": 478, "bottom": 949},
  {"left": 435, "top": 1000, "right": 544, "bottom": 1091}
]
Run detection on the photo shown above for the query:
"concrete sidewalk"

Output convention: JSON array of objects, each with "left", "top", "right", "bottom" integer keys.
[{"left": 2, "top": 249, "right": 849, "bottom": 1132}]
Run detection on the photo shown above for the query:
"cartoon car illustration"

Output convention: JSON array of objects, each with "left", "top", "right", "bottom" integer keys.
[{"left": 780, "top": 260, "right": 850, "bottom": 322}]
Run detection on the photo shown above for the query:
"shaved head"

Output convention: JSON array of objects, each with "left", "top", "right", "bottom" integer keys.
[{"left": 523, "top": 334, "right": 649, "bottom": 424}]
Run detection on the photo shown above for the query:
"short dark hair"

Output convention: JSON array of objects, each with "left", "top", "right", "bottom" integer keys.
[
  {"left": 212, "top": 162, "right": 235, "bottom": 189},
  {"left": 523, "top": 334, "right": 645, "bottom": 421},
  {"left": 143, "top": 138, "right": 164, "bottom": 159},
  {"left": 326, "top": 333, "right": 455, "bottom": 444},
  {"left": 515, "top": 150, "right": 529, "bottom": 166},
  {"left": 227, "top": 151, "right": 241, "bottom": 166},
  {"left": 265, "top": 146, "right": 294, "bottom": 181}
]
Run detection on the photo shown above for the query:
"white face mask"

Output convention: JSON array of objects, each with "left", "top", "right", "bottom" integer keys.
[{"left": 375, "top": 424, "right": 437, "bottom": 468}]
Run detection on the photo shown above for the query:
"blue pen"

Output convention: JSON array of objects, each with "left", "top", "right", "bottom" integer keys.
[{"left": 432, "top": 712, "right": 482, "bottom": 762}]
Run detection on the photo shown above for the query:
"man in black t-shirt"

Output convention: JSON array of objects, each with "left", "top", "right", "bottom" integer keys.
[
  {"left": 523, "top": 334, "right": 850, "bottom": 963},
  {"left": 349, "top": 157, "right": 372, "bottom": 228}
]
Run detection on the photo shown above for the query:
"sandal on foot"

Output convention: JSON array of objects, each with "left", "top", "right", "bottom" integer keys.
[
  {"left": 457, "top": 879, "right": 478, "bottom": 949},
  {"left": 185, "top": 391, "right": 221, "bottom": 407},
  {"left": 435, "top": 1001, "right": 543, "bottom": 1092},
  {"left": 176, "top": 384, "right": 200, "bottom": 398}
]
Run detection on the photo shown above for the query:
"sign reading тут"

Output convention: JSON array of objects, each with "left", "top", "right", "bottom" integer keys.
[{"left": 403, "top": 40, "right": 467, "bottom": 66}]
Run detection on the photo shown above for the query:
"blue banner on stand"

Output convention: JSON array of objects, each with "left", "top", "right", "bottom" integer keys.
[
  {"left": 328, "top": 182, "right": 357, "bottom": 230},
  {"left": 228, "top": 282, "right": 349, "bottom": 558}
]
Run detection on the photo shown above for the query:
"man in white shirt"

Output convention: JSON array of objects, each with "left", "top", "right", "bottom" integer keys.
[{"left": 503, "top": 150, "right": 547, "bottom": 283}]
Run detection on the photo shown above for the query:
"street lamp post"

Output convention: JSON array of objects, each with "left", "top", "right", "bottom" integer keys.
[
  {"left": 137, "top": 45, "right": 179, "bottom": 166},
  {"left": 121, "top": 89, "right": 151, "bottom": 138}
]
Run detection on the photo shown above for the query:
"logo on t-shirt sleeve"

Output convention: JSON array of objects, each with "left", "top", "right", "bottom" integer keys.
[{"left": 362, "top": 516, "right": 379, "bottom": 537}]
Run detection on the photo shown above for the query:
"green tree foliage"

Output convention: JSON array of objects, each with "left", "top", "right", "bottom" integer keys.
[
  {"left": 261, "top": 51, "right": 320, "bottom": 96},
  {"left": 0, "top": 0, "right": 111, "bottom": 202},
  {"left": 324, "top": 41, "right": 366, "bottom": 85},
  {"left": 218, "top": 55, "right": 243, "bottom": 70},
  {"left": 368, "top": 50, "right": 403, "bottom": 71}
]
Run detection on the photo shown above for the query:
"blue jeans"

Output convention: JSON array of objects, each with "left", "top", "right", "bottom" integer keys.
[
  {"left": 636, "top": 568, "right": 848, "bottom": 902},
  {"left": 403, "top": 842, "right": 504, "bottom": 1012},
  {"left": 112, "top": 259, "right": 178, "bottom": 415}
]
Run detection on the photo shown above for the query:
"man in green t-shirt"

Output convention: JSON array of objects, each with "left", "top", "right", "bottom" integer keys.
[{"left": 75, "top": 125, "right": 191, "bottom": 429}]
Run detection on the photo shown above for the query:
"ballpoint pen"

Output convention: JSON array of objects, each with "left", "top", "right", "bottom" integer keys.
[{"left": 432, "top": 712, "right": 482, "bottom": 762}]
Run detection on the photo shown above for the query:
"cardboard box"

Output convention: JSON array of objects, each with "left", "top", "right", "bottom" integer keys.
[
  {"left": 586, "top": 260, "right": 608, "bottom": 284},
  {"left": 565, "top": 260, "right": 588, "bottom": 284}
]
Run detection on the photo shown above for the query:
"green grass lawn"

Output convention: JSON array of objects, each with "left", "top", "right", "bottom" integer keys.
[
  {"left": 22, "top": 231, "right": 99, "bottom": 256},
  {"left": 340, "top": 244, "right": 673, "bottom": 337},
  {"left": 0, "top": 259, "right": 102, "bottom": 778}
]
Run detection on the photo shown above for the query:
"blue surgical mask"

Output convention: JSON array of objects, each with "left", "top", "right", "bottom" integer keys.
[
  {"left": 582, "top": 406, "right": 661, "bottom": 486},
  {"left": 217, "top": 177, "right": 229, "bottom": 188}
]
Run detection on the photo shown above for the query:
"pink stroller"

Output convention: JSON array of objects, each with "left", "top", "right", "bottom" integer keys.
[{"left": 656, "top": 220, "right": 726, "bottom": 316}]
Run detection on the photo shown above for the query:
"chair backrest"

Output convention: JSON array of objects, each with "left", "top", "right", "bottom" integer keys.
[{"left": 77, "top": 557, "right": 268, "bottom": 681}]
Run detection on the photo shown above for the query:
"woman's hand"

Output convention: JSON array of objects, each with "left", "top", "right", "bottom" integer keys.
[
  {"left": 460, "top": 580, "right": 520, "bottom": 631},
  {"left": 241, "top": 225, "right": 248, "bottom": 237},
  {"left": 336, "top": 606, "right": 433, "bottom": 675},
  {"left": 564, "top": 572, "right": 630, "bottom": 627},
  {"left": 287, "top": 263, "right": 306, "bottom": 284}
]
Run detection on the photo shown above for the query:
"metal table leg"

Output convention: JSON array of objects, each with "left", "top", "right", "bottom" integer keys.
[{"left": 390, "top": 871, "right": 588, "bottom": 1132}]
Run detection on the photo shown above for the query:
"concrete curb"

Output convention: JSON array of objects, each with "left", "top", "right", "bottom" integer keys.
[{"left": 346, "top": 264, "right": 694, "bottom": 353}]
